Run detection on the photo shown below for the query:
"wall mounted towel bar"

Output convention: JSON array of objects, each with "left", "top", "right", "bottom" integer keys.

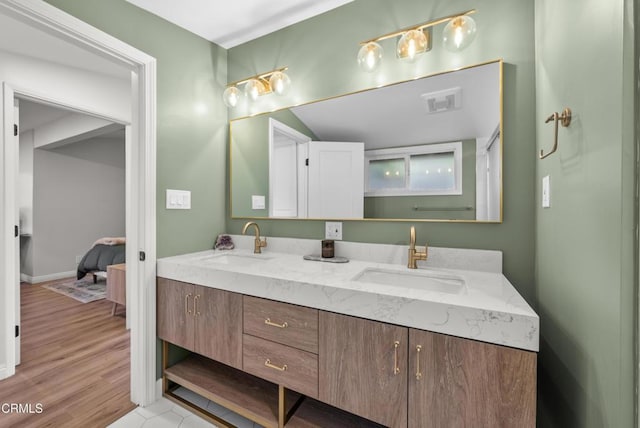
[
  {"left": 412, "top": 206, "right": 474, "bottom": 211},
  {"left": 540, "top": 107, "right": 572, "bottom": 159}
]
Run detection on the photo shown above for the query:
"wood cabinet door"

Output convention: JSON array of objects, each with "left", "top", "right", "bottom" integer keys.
[
  {"left": 193, "top": 285, "right": 243, "bottom": 370},
  {"left": 319, "top": 312, "right": 408, "bottom": 428},
  {"left": 157, "top": 278, "right": 195, "bottom": 351},
  {"left": 408, "top": 329, "right": 537, "bottom": 428}
]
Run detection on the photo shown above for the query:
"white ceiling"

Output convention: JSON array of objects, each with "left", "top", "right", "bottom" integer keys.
[
  {"left": 19, "top": 99, "right": 124, "bottom": 145},
  {"left": 0, "top": 12, "right": 130, "bottom": 79},
  {"left": 19, "top": 99, "right": 72, "bottom": 132},
  {"left": 125, "top": 0, "right": 354, "bottom": 48},
  {"left": 290, "top": 62, "right": 500, "bottom": 150},
  {"left": 1, "top": 0, "right": 353, "bottom": 81}
]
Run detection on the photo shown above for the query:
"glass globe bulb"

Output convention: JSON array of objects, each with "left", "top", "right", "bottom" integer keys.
[
  {"left": 357, "top": 42, "right": 383, "bottom": 72},
  {"left": 443, "top": 15, "right": 477, "bottom": 52},
  {"left": 269, "top": 71, "right": 291, "bottom": 96},
  {"left": 222, "top": 86, "right": 240, "bottom": 108},
  {"left": 397, "top": 29, "right": 428, "bottom": 62},
  {"left": 244, "top": 79, "right": 265, "bottom": 102}
]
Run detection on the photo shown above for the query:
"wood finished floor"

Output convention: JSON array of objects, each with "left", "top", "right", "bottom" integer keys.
[{"left": 0, "top": 279, "right": 136, "bottom": 428}]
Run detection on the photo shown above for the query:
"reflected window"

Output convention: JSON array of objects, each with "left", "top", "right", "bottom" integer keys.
[
  {"left": 409, "top": 152, "right": 455, "bottom": 191},
  {"left": 365, "top": 142, "right": 462, "bottom": 196},
  {"left": 368, "top": 158, "right": 405, "bottom": 190}
]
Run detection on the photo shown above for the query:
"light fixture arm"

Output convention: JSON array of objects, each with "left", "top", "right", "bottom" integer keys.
[
  {"left": 226, "top": 66, "right": 289, "bottom": 88},
  {"left": 360, "top": 9, "right": 476, "bottom": 45}
]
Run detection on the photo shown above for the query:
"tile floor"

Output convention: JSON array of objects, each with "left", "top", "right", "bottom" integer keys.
[{"left": 107, "top": 387, "right": 260, "bottom": 428}]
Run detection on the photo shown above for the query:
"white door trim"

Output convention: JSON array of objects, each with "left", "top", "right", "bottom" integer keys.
[
  {"left": 13, "top": 98, "right": 19, "bottom": 366},
  {"left": 0, "top": 0, "right": 157, "bottom": 407},
  {"left": 1, "top": 83, "right": 17, "bottom": 381},
  {"left": 268, "top": 118, "right": 311, "bottom": 218}
]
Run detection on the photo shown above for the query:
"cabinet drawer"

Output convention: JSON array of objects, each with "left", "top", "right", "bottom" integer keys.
[
  {"left": 243, "top": 334, "right": 318, "bottom": 399},
  {"left": 243, "top": 296, "right": 318, "bottom": 354}
]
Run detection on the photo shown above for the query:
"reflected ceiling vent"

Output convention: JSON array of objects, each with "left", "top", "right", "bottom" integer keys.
[{"left": 421, "top": 87, "right": 462, "bottom": 113}]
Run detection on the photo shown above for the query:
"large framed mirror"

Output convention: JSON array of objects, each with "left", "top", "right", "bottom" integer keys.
[{"left": 230, "top": 59, "right": 502, "bottom": 222}]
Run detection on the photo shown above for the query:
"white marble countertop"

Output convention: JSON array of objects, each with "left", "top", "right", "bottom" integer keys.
[{"left": 157, "top": 237, "right": 539, "bottom": 352}]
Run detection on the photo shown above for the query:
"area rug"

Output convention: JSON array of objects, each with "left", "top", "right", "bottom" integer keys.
[{"left": 42, "top": 277, "right": 106, "bottom": 303}]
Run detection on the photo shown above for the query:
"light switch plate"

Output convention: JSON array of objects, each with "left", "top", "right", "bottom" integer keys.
[
  {"left": 166, "top": 189, "right": 191, "bottom": 210},
  {"left": 542, "top": 175, "right": 550, "bottom": 208},
  {"left": 252, "top": 195, "right": 266, "bottom": 210},
  {"left": 325, "top": 222, "right": 343, "bottom": 240}
]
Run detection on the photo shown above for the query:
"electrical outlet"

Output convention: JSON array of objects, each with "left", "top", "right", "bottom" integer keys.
[
  {"left": 75, "top": 255, "right": 82, "bottom": 264},
  {"left": 325, "top": 222, "right": 343, "bottom": 240},
  {"left": 252, "top": 195, "right": 265, "bottom": 210}
]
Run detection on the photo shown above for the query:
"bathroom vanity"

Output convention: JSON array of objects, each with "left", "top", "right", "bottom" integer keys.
[{"left": 157, "top": 236, "right": 538, "bottom": 427}]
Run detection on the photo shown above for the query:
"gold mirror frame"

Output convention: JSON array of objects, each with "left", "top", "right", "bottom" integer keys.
[{"left": 229, "top": 58, "right": 503, "bottom": 223}]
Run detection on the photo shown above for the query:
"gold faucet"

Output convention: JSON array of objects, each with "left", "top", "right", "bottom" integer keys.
[
  {"left": 242, "top": 221, "right": 267, "bottom": 254},
  {"left": 407, "top": 225, "right": 428, "bottom": 269}
]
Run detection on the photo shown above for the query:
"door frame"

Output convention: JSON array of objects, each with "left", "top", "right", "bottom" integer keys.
[
  {"left": 268, "top": 118, "right": 311, "bottom": 218},
  {"left": 0, "top": 0, "right": 158, "bottom": 407},
  {"left": 12, "top": 98, "right": 18, "bottom": 366}
]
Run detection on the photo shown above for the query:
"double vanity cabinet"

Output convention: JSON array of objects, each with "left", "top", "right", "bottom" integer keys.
[{"left": 157, "top": 246, "right": 538, "bottom": 428}]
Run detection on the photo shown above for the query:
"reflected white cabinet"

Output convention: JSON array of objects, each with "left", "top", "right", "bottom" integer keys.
[
  {"left": 307, "top": 141, "right": 364, "bottom": 219},
  {"left": 269, "top": 118, "right": 364, "bottom": 219}
]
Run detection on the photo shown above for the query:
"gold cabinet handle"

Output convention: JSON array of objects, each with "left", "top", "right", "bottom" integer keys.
[
  {"left": 185, "top": 293, "right": 192, "bottom": 315},
  {"left": 264, "top": 318, "right": 288, "bottom": 329},
  {"left": 193, "top": 294, "right": 201, "bottom": 316},
  {"left": 393, "top": 341, "right": 400, "bottom": 375},
  {"left": 265, "top": 359, "right": 287, "bottom": 372},
  {"left": 415, "top": 345, "right": 422, "bottom": 380}
]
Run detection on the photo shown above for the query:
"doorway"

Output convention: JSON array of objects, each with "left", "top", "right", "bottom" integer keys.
[
  {"left": 0, "top": 0, "right": 157, "bottom": 407},
  {"left": 268, "top": 118, "right": 311, "bottom": 218},
  {"left": 17, "top": 98, "right": 127, "bottom": 286},
  {"left": 16, "top": 97, "right": 128, "bottom": 379}
]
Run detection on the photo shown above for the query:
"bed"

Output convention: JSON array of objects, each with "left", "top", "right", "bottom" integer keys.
[{"left": 77, "top": 238, "right": 126, "bottom": 281}]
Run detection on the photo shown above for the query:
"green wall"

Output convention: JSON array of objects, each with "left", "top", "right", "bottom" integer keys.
[
  {"left": 44, "top": 0, "right": 228, "bottom": 258},
  {"left": 534, "top": 0, "right": 636, "bottom": 426},
  {"left": 227, "top": 0, "right": 537, "bottom": 303}
]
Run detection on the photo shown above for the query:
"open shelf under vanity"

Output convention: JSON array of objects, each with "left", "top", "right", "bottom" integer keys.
[{"left": 162, "top": 345, "right": 382, "bottom": 428}]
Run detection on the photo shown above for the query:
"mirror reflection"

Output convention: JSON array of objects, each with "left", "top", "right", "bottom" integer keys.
[{"left": 230, "top": 60, "right": 502, "bottom": 222}]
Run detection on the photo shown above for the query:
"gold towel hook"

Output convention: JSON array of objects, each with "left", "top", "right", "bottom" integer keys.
[{"left": 540, "top": 107, "right": 572, "bottom": 159}]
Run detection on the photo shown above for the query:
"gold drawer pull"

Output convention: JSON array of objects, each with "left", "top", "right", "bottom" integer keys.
[
  {"left": 415, "top": 345, "right": 422, "bottom": 380},
  {"left": 265, "top": 359, "right": 287, "bottom": 372},
  {"left": 393, "top": 341, "right": 400, "bottom": 375},
  {"left": 185, "top": 293, "right": 192, "bottom": 315},
  {"left": 264, "top": 318, "right": 288, "bottom": 329}
]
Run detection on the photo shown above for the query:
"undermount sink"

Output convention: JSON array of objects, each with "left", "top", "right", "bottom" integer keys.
[
  {"left": 195, "top": 253, "right": 272, "bottom": 265},
  {"left": 353, "top": 268, "right": 465, "bottom": 294}
]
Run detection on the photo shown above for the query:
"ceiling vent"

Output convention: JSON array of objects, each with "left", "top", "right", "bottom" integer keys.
[{"left": 421, "top": 87, "right": 462, "bottom": 114}]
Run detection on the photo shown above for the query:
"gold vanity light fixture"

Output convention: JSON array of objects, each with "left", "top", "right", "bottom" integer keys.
[
  {"left": 223, "top": 66, "right": 291, "bottom": 108},
  {"left": 357, "top": 10, "right": 477, "bottom": 72}
]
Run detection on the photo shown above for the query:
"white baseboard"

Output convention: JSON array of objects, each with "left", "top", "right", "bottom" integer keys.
[
  {"left": 20, "top": 270, "right": 76, "bottom": 284},
  {"left": 0, "top": 364, "right": 12, "bottom": 380}
]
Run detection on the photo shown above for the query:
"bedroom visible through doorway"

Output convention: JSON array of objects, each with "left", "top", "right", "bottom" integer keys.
[
  {"left": 13, "top": 97, "right": 132, "bottom": 424},
  {"left": 18, "top": 98, "right": 127, "bottom": 288}
]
